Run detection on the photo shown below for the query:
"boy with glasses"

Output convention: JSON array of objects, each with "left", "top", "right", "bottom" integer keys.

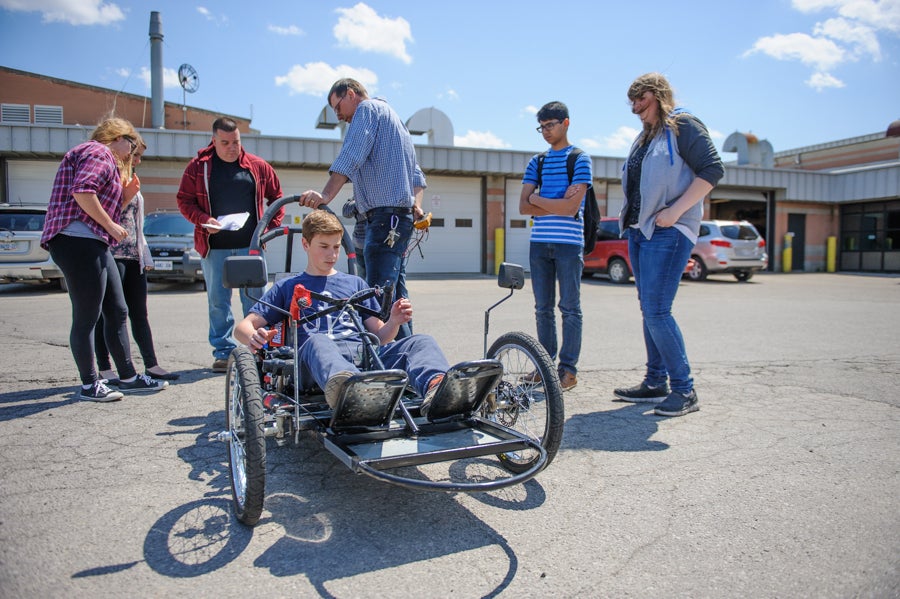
[{"left": 519, "top": 101, "right": 592, "bottom": 391}]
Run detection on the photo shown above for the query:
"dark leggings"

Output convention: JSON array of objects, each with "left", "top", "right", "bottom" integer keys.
[
  {"left": 94, "top": 258, "right": 158, "bottom": 371},
  {"left": 48, "top": 235, "right": 137, "bottom": 385}
]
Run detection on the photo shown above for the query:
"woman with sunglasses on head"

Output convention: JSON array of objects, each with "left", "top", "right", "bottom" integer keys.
[
  {"left": 613, "top": 73, "right": 724, "bottom": 417},
  {"left": 94, "top": 136, "right": 178, "bottom": 385},
  {"left": 41, "top": 117, "right": 168, "bottom": 401}
]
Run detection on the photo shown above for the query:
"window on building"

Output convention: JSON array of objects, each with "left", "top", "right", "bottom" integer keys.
[{"left": 840, "top": 201, "right": 900, "bottom": 272}]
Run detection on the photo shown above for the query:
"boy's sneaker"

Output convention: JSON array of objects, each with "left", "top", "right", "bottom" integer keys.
[
  {"left": 324, "top": 370, "right": 354, "bottom": 408},
  {"left": 118, "top": 374, "right": 168, "bottom": 394},
  {"left": 654, "top": 390, "right": 699, "bottom": 417},
  {"left": 418, "top": 374, "right": 445, "bottom": 418},
  {"left": 80, "top": 380, "right": 124, "bottom": 402},
  {"left": 559, "top": 370, "right": 577, "bottom": 392},
  {"left": 613, "top": 381, "right": 669, "bottom": 403}
]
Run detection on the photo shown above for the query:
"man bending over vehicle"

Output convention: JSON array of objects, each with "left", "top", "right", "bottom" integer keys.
[{"left": 234, "top": 209, "right": 448, "bottom": 414}]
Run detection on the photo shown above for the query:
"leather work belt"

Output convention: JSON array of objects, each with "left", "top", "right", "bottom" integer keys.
[{"left": 364, "top": 206, "right": 413, "bottom": 219}]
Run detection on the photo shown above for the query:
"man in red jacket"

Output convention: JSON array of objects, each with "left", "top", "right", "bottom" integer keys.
[{"left": 177, "top": 117, "right": 284, "bottom": 372}]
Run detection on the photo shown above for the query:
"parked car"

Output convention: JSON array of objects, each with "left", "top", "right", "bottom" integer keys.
[
  {"left": 143, "top": 210, "right": 204, "bottom": 286},
  {"left": 583, "top": 217, "right": 694, "bottom": 284},
  {"left": 0, "top": 203, "right": 65, "bottom": 289},
  {"left": 687, "top": 220, "right": 768, "bottom": 282}
]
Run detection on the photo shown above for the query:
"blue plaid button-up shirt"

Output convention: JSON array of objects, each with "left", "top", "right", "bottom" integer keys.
[{"left": 329, "top": 98, "right": 426, "bottom": 214}]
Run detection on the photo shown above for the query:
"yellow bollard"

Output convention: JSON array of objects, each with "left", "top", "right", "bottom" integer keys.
[
  {"left": 494, "top": 228, "right": 505, "bottom": 275},
  {"left": 826, "top": 236, "right": 836, "bottom": 272},
  {"left": 783, "top": 232, "right": 793, "bottom": 273}
]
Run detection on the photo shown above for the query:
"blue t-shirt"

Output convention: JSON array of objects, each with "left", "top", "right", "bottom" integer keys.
[
  {"left": 522, "top": 146, "right": 592, "bottom": 245},
  {"left": 250, "top": 271, "right": 380, "bottom": 347}
]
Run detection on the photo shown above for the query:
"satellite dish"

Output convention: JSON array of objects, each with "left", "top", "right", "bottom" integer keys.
[{"left": 178, "top": 63, "right": 199, "bottom": 93}]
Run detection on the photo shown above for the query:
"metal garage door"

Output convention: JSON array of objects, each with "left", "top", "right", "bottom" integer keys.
[
  {"left": 504, "top": 178, "right": 531, "bottom": 270},
  {"left": 6, "top": 160, "right": 57, "bottom": 205},
  {"left": 269, "top": 172, "right": 482, "bottom": 276},
  {"left": 408, "top": 175, "right": 481, "bottom": 273}
]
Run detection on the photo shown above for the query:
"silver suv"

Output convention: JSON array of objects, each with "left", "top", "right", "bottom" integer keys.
[
  {"left": 688, "top": 220, "right": 768, "bottom": 282},
  {"left": 0, "top": 203, "right": 65, "bottom": 289},
  {"left": 144, "top": 211, "right": 204, "bottom": 286}
]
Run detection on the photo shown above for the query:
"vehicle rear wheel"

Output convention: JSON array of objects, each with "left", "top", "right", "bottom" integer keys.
[
  {"left": 734, "top": 270, "right": 753, "bottom": 282},
  {"left": 687, "top": 256, "right": 708, "bottom": 281},
  {"left": 607, "top": 257, "right": 630, "bottom": 284},
  {"left": 484, "top": 331, "right": 565, "bottom": 473},
  {"left": 225, "top": 347, "right": 266, "bottom": 526}
]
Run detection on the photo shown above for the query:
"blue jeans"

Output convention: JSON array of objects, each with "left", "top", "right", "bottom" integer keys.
[
  {"left": 626, "top": 226, "right": 694, "bottom": 393},
  {"left": 298, "top": 333, "right": 449, "bottom": 397},
  {"left": 529, "top": 242, "right": 583, "bottom": 375},
  {"left": 364, "top": 210, "right": 414, "bottom": 339},
  {"left": 202, "top": 248, "right": 265, "bottom": 360}
]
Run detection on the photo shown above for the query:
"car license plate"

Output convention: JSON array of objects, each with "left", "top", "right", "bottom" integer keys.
[
  {"left": 154, "top": 260, "right": 173, "bottom": 271},
  {"left": 735, "top": 247, "right": 755, "bottom": 257},
  {"left": 1, "top": 241, "right": 20, "bottom": 252}
]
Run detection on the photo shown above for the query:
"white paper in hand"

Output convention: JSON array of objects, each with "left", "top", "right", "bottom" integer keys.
[{"left": 202, "top": 212, "right": 250, "bottom": 231}]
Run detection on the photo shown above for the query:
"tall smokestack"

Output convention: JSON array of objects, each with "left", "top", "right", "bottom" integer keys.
[{"left": 149, "top": 12, "right": 164, "bottom": 129}]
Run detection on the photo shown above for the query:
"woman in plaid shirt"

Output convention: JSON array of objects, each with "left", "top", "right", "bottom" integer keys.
[{"left": 41, "top": 117, "right": 167, "bottom": 401}]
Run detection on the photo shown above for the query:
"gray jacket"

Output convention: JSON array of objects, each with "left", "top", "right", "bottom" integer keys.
[{"left": 619, "top": 111, "right": 724, "bottom": 244}]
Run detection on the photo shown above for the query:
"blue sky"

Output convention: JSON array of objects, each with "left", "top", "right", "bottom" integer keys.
[{"left": 1, "top": 0, "right": 898, "bottom": 160}]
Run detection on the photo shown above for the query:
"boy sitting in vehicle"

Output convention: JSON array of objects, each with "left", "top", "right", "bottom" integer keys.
[{"left": 234, "top": 209, "right": 452, "bottom": 414}]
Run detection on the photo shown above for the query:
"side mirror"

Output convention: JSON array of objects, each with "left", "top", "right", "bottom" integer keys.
[
  {"left": 223, "top": 255, "right": 268, "bottom": 288},
  {"left": 497, "top": 262, "right": 525, "bottom": 290}
]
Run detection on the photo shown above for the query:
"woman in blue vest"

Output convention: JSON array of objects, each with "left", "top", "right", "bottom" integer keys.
[{"left": 614, "top": 73, "right": 724, "bottom": 417}]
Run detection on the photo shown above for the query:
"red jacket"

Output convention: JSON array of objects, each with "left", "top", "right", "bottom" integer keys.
[{"left": 176, "top": 143, "right": 285, "bottom": 258}]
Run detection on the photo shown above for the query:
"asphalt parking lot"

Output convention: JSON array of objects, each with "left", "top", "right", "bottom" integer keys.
[{"left": 1, "top": 272, "right": 898, "bottom": 598}]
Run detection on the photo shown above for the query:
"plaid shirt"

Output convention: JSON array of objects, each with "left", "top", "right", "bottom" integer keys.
[
  {"left": 41, "top": 140, "right": 123, "bottom": 249},
  {"left": 329, "top": 98, "right": 426, "bottom": 214}
]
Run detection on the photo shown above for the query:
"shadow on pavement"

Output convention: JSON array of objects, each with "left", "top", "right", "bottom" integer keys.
[
  {"left": 75, "top": 409, "right": 533, "bottom": 596},
  {"left": 564, "top": 402, "right": 669, "bottom": 452}
]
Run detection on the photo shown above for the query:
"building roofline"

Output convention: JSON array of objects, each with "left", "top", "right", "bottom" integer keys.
[{"left": 0, "top": 65, "right": 248, "bottom": 122}]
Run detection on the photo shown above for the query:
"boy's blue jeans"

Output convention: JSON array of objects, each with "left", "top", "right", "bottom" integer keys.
[
  {"left": 298, "top": 333, "right": 449, "bottom": 397},
  {"left": 529, "top": 242, "right": 583, "bottom": 375}
]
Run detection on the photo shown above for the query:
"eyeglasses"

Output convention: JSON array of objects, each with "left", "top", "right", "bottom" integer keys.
[
  {"left": 536, "top": 120, "right": 563, "bottom": 133},
  {"left": 123, "top": 136, "right": 138, "bottom": 153},
  {"left": 331, "top": 94, "right": 348, "bottom": 113}
]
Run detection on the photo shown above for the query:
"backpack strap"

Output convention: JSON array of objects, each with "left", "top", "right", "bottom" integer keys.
[{"left": 537, "top": 148, "right": 583, "bottom": 188}]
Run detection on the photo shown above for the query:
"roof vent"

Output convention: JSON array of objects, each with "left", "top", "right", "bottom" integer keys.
[
  {"left": 887, "top": 119, "right": 900, "bottom": 138},
  {"left": 406, "top": 107, "right": 454, "bottom": 146},
  {"left": 723, "top": 131, "right": 773, "bottom": 168}
]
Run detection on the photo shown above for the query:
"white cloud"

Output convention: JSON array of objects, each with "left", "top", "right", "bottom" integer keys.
[
  {"left": 600, "top": 126, "right": 641, "bottom": 151},
  {"left": 793, "top": 0, "right": 900, "bottom": 32},
  {"left": 744, "top": 32, "right": 845, "bottom": 70},
  {"left": 137, "top": 67, "right": 181, "bottom": 90},
  {"left": 268, "top": 24, "right": 304, "bottom": 36},
  {"left": 196, "top": 6, "right": 227, "bottom": 25},
  {"left": 454, "top": 130, "right": 511, "bottom": 149},
  {"left": 0, "top": 0, "right": 124, "bottom": 25},
  {"left": 815, "top": 17, "right": 881, "bottom": 59},
  {"left": 438, "top": 89, "right": 459, "bottom": 101},
  {"left": 522, "top": 105, "right": 539, "bottom": 117},
  {"left": 746, "top": 0, "right": 900, "bottom": 89},
  {"left": 708, "top": 128, "right": 726, "bottom": 142},
  {"left": 807, "top": 71, "right": 846, "bottom": 90},
  {"left": 274, "top": 62, "right": 378, "bottom": 96},
  {"left": 334, "top": 3, "right": 413, "bottom": 64}
]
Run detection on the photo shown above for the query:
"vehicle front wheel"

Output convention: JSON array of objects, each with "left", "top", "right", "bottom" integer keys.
[
  {"left": 734, "top": 270, "right": 753, "bottom": 282},
  {"left": 225, "top": 347, "right": 266, "bottom": 526},
  {"left": 687, "top": 256, "right": 708, "bottom": 281},
  {"left": 607, "top": 257, "right": 630, "bottom": 284},
  {"left": 485, "top": 331, "right": 565, "bottom": 473}
]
